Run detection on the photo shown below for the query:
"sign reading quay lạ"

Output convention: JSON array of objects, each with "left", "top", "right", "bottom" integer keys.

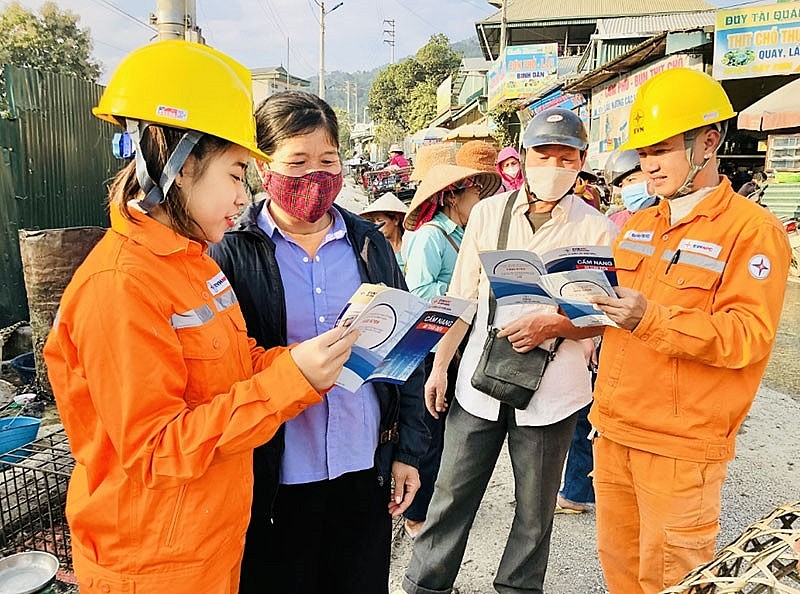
[
  {"left": 487, "top": 44, "right": 558, "bottom": 110},
  {"left": 713, "top": 0, "right": 800, "bottom": 80}
]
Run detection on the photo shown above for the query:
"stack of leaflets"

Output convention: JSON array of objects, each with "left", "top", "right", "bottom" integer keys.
[
  {"left": 333, "top": 284, "right": 473, "bottom": 392},
  {"left": 479, "top": 245, "right": 618, "bottom": 328}
]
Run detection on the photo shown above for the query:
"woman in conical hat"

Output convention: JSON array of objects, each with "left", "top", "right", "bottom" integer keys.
[{"left": 359, "top": 192, "right": 408, "bottom": 268}]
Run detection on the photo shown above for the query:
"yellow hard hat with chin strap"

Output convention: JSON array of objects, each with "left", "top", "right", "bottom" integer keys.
[
  {"left": 94, "top": 40, "right": 268, "bottom": 212},
  {"left": 620, "top": 68, "right": 736, "bottom": 198}
]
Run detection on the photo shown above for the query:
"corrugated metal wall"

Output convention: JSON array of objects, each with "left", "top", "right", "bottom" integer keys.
[{"left": 0, "top": 65, "right": 120, "bottom": 327}]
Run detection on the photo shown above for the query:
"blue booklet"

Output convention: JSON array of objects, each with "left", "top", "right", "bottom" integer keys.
[
  {"left": 333, "top": 284, "right": 473, "bottom": 392},
  {"left": 479, "top": 246, "right": 618, "bottom": 328}
]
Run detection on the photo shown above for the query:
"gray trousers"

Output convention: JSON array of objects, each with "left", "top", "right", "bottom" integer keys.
[{"left": 402, "top": 399, "right": 577, "bottom": 594}]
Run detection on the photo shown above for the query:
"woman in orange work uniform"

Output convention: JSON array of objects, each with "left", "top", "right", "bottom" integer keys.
[{"left": 43, "top": 41, "right": 357, "bottom": 594}]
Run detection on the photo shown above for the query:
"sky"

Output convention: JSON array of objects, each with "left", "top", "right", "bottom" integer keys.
[{"left": 2, "top": 0, "right": 499, "bottom": 82}]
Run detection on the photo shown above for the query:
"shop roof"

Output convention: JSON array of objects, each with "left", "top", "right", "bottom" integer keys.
[
  {"left": 595, "top": 10, "right": 716, "bottom": 38},
  {"left": 478, "top": 0, "right": 714, "bottom": 25}
]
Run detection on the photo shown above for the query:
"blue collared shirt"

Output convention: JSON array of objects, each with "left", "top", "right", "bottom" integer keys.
[
  {"left": 403, "top": 211, "right": 463, "bottom": 301},
  {"left": 257, "top": 204, "right": 380, "bottom": 484}
]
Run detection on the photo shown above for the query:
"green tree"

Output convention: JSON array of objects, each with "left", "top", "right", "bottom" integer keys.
[
  {"left": 489, "top": 100, "right": 523, "bottom": 149},
  {"left": 1, "top": 2, "right": 100, "bottom": 112},
  {"left": 334, "top": 108, "right": 352, "bottom": 156},
  {"left": 368, "top": 34, "right": 462, "bottom": 134}
]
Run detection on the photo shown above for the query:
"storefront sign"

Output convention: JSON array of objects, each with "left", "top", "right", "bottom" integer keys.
[
  {"left": 487, "top": 44, "right": 558, "bottom": 110},
  {"left": 527, "top": 90, "right": 586, "bottom": 115},
  {"left": 588, "top": 54, "right": 703, "bottom": 170},
  {"left": 713, "top": 1, "right": 800, "bottom": 80}
]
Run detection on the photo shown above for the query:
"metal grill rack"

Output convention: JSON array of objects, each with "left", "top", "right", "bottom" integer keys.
[{"left": 0, "top": 428, "right": 74, "bottom": 569}]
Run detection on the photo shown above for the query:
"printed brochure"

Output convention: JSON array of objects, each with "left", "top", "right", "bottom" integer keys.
[
  {"left": 333, "top": 284, "right": 473, "bottom": 392},
  {"left": 479, "top": 246, "right": 618, "bottom": 328}
]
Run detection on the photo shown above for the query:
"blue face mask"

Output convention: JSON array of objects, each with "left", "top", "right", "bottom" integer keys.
[{"left": 621, "top": 182, "right": 657, "bottom": 212}]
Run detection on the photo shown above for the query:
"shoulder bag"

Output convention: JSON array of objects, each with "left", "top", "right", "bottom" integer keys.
[{"left": 470, "top": 191, "right": 564, "bottom": 410}]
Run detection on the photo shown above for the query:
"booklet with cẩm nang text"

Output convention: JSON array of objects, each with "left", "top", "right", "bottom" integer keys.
[
  {"left": 479, "top": 245, "right": 619, "bottom": 328},
  {"left": 333, "top": 283, "right": 474, "bottom": 392}
]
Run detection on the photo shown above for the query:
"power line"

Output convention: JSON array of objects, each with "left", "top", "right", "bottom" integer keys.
[
  {"left": 307, "top": 0, "right": 321, "bottom": 24},
  {"left": 253, "top": 0, "right": 315, "bottom": 73},
  {"left": 459, "top": 0, "right": 492, "bottom": 9},
  {"left": 392, "top": 0, "right": 439, "bottom": 32},
  {"left": 85, "top": 0, "right": 156, "bottom": 33},
  {"left": 196, "top": 1, "right": 216, "bottom": 47},
  {"left": 93, "top": 38, "right": 131, "bottom": 55}
]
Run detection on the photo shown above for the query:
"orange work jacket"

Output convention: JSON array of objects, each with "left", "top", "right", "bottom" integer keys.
[
  {"left": 590, "top": 178, "right": 790, "bottom": 463},
  {"left": 44, "top": 205, "right": 322, "bottom": 593}
]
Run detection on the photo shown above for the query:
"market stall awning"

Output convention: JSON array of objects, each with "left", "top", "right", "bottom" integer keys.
[
  {"left": 444, "top": 122, "right": 491, "bottom": 142},
  {"left": 738, "top": 78, "right": 800, "bottom": 132},
  {"left": 410, "top": 126, "right": 450, "bottom": 144}
]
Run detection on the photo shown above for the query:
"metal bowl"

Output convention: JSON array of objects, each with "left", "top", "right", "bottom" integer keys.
[{"left": 0, "top": 551, "right": 59, "bottom": 594}]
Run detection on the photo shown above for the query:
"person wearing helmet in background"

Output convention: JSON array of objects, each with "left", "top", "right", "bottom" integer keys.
[
  {"left": 604, "top": 148, "right": 658, "bottom": 228},
  {"left": 395, "top": 108, "right": 617, "bottom": 594},
  {"left": 589, "top": 68, "right": 791, "bottom": 594},
  {"left": 42, "top": 41, "right": 358, "bottom": 594},
  {"left": 573, "top": 167, "right": 603, "bottom": 210},
  {"left": 388, "top": 143, "right": 410, "bottom": 169}
]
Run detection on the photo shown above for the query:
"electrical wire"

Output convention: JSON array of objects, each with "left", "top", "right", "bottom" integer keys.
[
  {"left": 196, "top": 1, "right": 216, "bottom": 46},
  {"left": 391, "top": 0, "right": 439, "bottom": 32},
  {"left": 85, "top": 0, "right": 156, "bottom": 32},
  {"left": 253, "top": 0, "right": 316, "bottom": 75}
]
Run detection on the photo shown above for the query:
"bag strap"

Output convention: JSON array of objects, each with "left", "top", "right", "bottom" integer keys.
[
  {"left": 487, "top": 190, "right": 565, "bottom": 357},
  {"left": 488, "top": 191, "right": 519, "bottom": 325},
  {"left": 422, "top": 222, "right": 460, "bottom": 254}
]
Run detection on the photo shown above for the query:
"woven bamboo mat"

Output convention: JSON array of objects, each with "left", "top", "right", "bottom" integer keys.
[{"left": 661, "top": 501, "right": 800, "bottom": 593}]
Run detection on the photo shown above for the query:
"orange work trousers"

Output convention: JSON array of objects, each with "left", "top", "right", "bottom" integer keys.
[{"left": 593, "top": 437, "right": 727, "bottom": 594}]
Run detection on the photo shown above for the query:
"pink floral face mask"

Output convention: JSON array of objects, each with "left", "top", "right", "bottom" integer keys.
[{"left": 262, "top": 170, "right": 343, "bottom": 223}]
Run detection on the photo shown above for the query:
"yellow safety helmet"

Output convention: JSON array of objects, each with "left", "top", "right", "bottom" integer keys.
[
  {"left": 94, "top": 40, "right": 268, "bottom": 162},
  {"left": 620, "top": 68, "right": 736, "bottom": 151}
]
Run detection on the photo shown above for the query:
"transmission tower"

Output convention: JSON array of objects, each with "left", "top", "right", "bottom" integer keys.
[{"left": 383, "top": 19, "right": 396, "bottom": 64}]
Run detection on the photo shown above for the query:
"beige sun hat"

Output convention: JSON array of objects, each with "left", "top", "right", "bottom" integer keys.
[
  {"left": 359, "top": 192, "right": 408, "bottom": 216},
  {"left": 409, "top": 143, "right": 457, "bottom": 181},
  {"left": 404, "top": 164, "right": 501, "bottom": 231}
]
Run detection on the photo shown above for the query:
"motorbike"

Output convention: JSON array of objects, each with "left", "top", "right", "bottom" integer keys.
[
  {"left": 780, "top": 216, "right": 800, "bottom": 277},
  {"left": 362, "top": 164, "right": 416, "bottom": 203}
]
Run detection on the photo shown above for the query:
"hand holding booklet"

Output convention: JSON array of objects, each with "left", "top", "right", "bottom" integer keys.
[
  {"left": 479, "top": 245, "right": 618, "bottom": 328},
  {"left": 333, "top": 283, "right": 473, "bottom": 392}
]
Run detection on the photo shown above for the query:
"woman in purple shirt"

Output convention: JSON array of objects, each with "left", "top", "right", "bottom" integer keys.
[{"left": 209, "top": 92, "right": 428, "bottom": 594}]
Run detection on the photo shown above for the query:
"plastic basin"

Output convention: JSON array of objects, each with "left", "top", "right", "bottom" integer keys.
[
  {"left": 9, "top": 352, "right": 35, "bottom": 384},
  {"left": 0, "top": 416, "right": 41, "bottom": 464}
]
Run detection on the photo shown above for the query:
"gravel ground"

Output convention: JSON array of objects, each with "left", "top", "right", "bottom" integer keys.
[{"left": 387, "top": 385, "right": 800, "bottom": 594}]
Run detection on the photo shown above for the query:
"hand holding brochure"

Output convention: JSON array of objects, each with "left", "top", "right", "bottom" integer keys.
[
  {"left": 333, "top": 283, "right": 473, "bottom": 392},
  {"left": 479, "top": 245, "right": 618, "bottom": 327}
]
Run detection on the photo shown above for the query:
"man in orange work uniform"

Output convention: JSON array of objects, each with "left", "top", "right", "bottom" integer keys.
[{"left": 590, "top": 68, "right": 791, "bottom": 594}]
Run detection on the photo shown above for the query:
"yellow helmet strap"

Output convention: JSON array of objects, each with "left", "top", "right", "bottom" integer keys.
[{"left": 126, "top": 119, "right": 203, "bottom": 213}]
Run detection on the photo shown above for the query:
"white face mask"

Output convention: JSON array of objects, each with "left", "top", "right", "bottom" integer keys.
[{"left": 524, "top": 166, "right": 580, "bottom": 202}]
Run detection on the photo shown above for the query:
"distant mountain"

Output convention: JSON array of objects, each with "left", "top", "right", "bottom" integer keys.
[
  {"left": 325, "top": 35, "right": 483, "bottom": 118},
  {"left": 450, "top": 36, "right": 484, "bottom": 59}
]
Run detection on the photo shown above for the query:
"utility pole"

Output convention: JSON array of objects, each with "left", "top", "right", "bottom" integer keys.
[
  {"left": 383, "top": 19, "right": 396, "bottom": 64},
  {"left": 353, "top": 83, "right": 359, "bottom": 124},
  {"left": 286, "top": 38, "right": 290, "bottom": 89},
  {"left": 345, "top": 81, "right": 351, "bottom": 115},
  {"left": 150, "top": 0, "right": 203, "bottom": 42},
  {"left": 314, "top": 1, "right": 344, "bottom": 100},
  {"left": 499, "top": 0, "right": 508, "bottom": 55}
]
